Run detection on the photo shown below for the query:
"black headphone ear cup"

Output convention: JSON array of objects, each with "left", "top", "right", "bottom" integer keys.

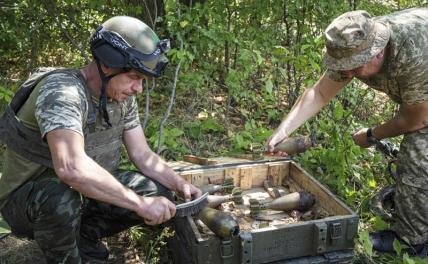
[{"left": 92, "top": 44, "right": 127, "bottom": 68}]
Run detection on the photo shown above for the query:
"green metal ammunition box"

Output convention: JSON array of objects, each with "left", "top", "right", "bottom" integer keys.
[{"left": 169, "top": 158, "right": 358, "bottom": 264}]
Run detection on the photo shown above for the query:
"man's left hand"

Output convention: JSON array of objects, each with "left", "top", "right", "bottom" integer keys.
[
  {"left": 176, "top": 181, "right": 202, "bottom": 202},
  {"left": 352, "top": 127, "right": 373, "bottom": 148}
]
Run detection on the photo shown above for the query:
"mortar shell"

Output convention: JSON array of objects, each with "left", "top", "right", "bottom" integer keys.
[
  {"left": 267, "top": 191, "right": 315, "bottom": 211},
  {"left": 198, "top": 207, "right": 240, "bottom": 239},
  {"left": 274, "top": 135, "right": 315, "bottom": 155}
]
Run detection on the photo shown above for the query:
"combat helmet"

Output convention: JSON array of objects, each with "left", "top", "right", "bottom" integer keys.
[
  {"left": 90, "top": 16, "right": 169, "bottom": 77},
  {"left": 89, "top": 16, "right": 170, "bottom": 125}
]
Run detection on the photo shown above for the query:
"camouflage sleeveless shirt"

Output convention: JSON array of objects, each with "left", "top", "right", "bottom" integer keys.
[{"left": 0, "top": 68, "right": 140, "bottom": 208}]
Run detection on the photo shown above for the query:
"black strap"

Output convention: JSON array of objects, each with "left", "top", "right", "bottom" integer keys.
[
  {"left": 94, "top": 59, "right": 118, "bottom": 127},
  {"left": 366, "top": 127, "right": 379, "bottom": 144}
]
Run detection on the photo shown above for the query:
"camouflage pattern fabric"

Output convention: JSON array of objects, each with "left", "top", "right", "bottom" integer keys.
[
  {"left": 323, "top": 10, "right": 390, "bottom": 71},
  {"left": 0, "top": 170, "right": 170, "bottom": 264},
  {"left": 392, "top": 126, "right": 428, "bottom": 245},
  {"left": 34, "top": 72, "right": 140, "bottom": 139},
  {"left": 370, "top": 184, "right": 395, "bottom": 223},
  {"left": 326, "top": 8, "right": 428, "bottom": 245},
  {"left": 0, "top": 70, "right": 140, "bottom": 207},
  {"left": 327, "top": 8, "right": 428, "bottom": 105}
]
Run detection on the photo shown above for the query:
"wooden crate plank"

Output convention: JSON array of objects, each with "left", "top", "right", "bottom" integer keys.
[
  {"left": 225, "top": 168, "right": 240, "bottom": 186},
  {"left": 240, "top": 167, "right": 253, "bottom": 190},
  {"left": 191, "top": 173, "right": 204, "bottom": 187},
  {"left": 211, "top": 156, "right": 253, "bottom": 164},
  {"left": 180, "top": 169, "right": 225, "bottom": 187},
  {"left": 250, "top": 164, "right": 269, "bottom": 187},
  {"left": 289, "top": 163, "right": 351, "bottom": 215},
  {"left": 268, "top": 164, "right": 282, "bottom": 186},
  {"left": 183, "top": 155, "right": 218, "bottom": 165},
  {"left": 169, "top": 160, "right": 201, "bottom": 171}
]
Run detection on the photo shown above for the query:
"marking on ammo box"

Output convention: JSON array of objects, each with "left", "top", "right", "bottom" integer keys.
[{"left": 255, "top": 230, "right": 302, "bottom": 258}]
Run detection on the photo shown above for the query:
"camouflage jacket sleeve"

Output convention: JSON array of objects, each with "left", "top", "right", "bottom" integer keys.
[
  {"left": 35, "top": 73, "right": 88, "bottom": 138},
  {"left": 395, "top": 38, "right": 428, "bottom": 105},
  {"left": 122, "top": 95, "right": 141, "bottom": 130}
]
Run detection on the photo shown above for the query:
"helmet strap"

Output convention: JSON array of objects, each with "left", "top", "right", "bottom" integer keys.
[{"left": 94, "top": 59, "right": 121, "bottom": 127}]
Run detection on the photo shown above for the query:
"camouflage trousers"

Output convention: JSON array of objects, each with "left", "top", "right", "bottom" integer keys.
[
  {"left": 392, "top": 126, "right": 428, "bottom": 245},
  {"left": 0, "top": 170, "right": 171, "bottom": 264}
]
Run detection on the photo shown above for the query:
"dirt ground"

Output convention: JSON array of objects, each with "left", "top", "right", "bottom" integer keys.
[{"left": 0, "top": 233, "right": 147, "bottom": 264}]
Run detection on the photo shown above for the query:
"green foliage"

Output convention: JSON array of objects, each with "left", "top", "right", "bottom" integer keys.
[
  {"left": 370, "top": 216, "right": 390, "bottom": 231},
  {"left": 358, "top": 230, "right": 373, "bottom": 258},
  {"left": 147, "top": 124, "right": 189, "bottom": 157},
  {"left": 3, "top": 1, "right": 428, "bottom": 263},
  {"left": 0, "top": 85, "right": 14, "bottom": 105},
  {"left": 230, "top": 120, "right": 271, "bottom": 151},
  {"left": 185, "top": 118, "right": 225, "bottom": 139},
  {"left": 0, "top": 213, "right": 11, "bottom": 239},
  {"left": 129, "top": 226, "right": 174, "bottom": 264}
]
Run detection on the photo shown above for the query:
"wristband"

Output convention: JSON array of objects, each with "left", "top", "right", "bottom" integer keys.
[{"left": 366, "top": 127, "right": 379, "bottom": 144}]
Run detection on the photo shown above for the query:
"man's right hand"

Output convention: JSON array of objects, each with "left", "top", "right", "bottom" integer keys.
[
  {"left": 267, "top": 129, "right": 288, "bottom": 153},
  {"left": 136, "top": 196, "right": 176, "bottom": 226}
]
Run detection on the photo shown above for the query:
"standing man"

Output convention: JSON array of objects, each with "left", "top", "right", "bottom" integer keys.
[
  {"left": 0, "top": 16, "right": 201, "bottom": 263},
  {"left": 268, "top": 8, "right": 428, "bottom": 255}
]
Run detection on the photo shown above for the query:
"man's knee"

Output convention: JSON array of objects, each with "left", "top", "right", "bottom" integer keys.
[
  {"left": 114, "top": 170, "right": 172, "bottom": 199},
  {"left": 32, "top": 178, "right": 82, "bottom": 226}
]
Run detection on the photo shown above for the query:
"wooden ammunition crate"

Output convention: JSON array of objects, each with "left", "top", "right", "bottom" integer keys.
[{"left": 168, "top": 157, "right": 358, "bottom": 264}]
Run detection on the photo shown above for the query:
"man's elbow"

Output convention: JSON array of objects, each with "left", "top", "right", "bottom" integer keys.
[
  {"left": 409, "top": 120, "right": 428, "bottom": 133},
  {"left": 54, "top": 162, "right": 83, "bottom": 185},
  {"left": 316, "top": 89, "right": 331, "bottom": 107},
  {"left": 129, "top": 149, "right": 153, "bottom": 166}
]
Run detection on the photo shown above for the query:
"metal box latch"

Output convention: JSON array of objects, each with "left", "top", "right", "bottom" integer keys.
[
  {"left": 330, "top": 222, "right": 342, "bottom": 240},
  {"left": 314, "top": 222, "right": 327, "bottom": 253},
  {"left": 240, "top": 231, "right": 252, "bottom": 264},
  {"left": 221, "top": 239, "right": 234, "bottom": 260}
]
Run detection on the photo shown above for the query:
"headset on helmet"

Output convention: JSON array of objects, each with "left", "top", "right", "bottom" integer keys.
[
  {"left": 90, "top": 19, "right": 170, "bottom": 77},
  {"left": 89, "top": 16, "right": 170, "bottom": 126}
]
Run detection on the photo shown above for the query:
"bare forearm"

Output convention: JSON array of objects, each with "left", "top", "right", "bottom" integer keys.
[
  {"left": 274, "top": 74, "right": 348, "bottom": 138},
  {"left": 372, "top": 113, "right": 427, "bottom": 140},
  {"left": 277, "top": 88, "right": 327, "bottom": 136},
  {"left": 58, "top": 156, "right": 141, "bottom": 212}
]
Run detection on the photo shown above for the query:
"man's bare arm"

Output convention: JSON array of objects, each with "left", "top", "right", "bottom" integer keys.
[
  {"left": 123, "top": 126, "right": 201, "bottom": 201},
  {"left": 373, "top": 101, "right": 428, "bottom": 138},
  {"left": 268, "top": 72, "right": 350, "bottom": 151},
  {"left": 353, "top": 100, "right": 428, "bottom": 147},
  {"left": 47, "top": 129, "right": 175, "bottom": 225}
]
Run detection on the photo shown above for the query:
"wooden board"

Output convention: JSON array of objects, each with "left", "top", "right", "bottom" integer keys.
[
  {"left": 289, "top": 163, "right": 351, "bottom": 215},
  {"left": 172, "top": 157, "right": 353, "bottom": 216}
]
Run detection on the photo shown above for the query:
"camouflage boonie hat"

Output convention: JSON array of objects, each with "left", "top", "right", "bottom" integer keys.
[{"left": 323, "top": 10, "right": 390, "bottom": 71}]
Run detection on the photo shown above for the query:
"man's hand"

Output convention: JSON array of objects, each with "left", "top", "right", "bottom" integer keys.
[
  {"left": 267, "top": 129, "right": 288, "bottom": 155},
  {"left": 175, "top": 180, "right": 202, "bottom": 202},
  {"left": 136, "top": 196, "right": 176, "bottom": 226},
  {"left": 352, "top": 128, "right": 373, "bottom": 148}
]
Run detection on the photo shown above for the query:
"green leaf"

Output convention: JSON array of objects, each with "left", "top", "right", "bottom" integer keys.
[
  {"left": 403, "top": 254, "right": 416, "bottom": 264},
  {"left": 235, "top": 134, "right": 244, "bottom": 148},
  {"left": 264, "top": 79, "right": 273, "bottom": 94},
  {"left": 168, "top": 128, "right": 184, "bottom": 137},
  {"left": 368, "top": 179, "right": 376, "bottom": 188},
  {"left": 271, "top": 46, "right": 289, "bottom": 57},
  {"left": 403, "top": 253, "right": 416, "bottom": 264},
  {"left": 201, "top": 118, "right": 225, "bottom": 133},
  {"left": 393, "top": 238, "right": 403, "bottom": 255},
  {"left": 333, "top": 103, "right": 344, "bottom": 119},
  {"left": 358, "top": 230, "right": 373, "bottom": 257},
  {"left": 0, "top": 214, "right": 11, "bottom": 238},
  {"left": 180, "top": 20, "right": 189, "bottom": 28},
  {"left": 371, "top": 216, "right": 389, "bottom": 231}
]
